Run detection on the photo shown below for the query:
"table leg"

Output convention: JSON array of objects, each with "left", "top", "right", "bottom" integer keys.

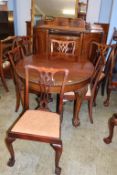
[{"left": 72, "top": 86, "right": 87, "bottom": 127}]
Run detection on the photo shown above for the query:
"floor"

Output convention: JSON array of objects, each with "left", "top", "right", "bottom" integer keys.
[{"left": 0, "top": 79, "right": 117, "bottom": 175}]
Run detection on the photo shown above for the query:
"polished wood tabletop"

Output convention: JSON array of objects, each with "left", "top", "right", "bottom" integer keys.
[
  {"left": 16, "top": 54, "right": 94, "bottom": 93},
  {"left": 16, "top": 54, "right": 94, "bottom": 127}
]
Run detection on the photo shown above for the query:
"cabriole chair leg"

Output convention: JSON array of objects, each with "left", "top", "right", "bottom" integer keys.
[
  {"left": 51, "top": 142, "right": 62, "bottom": 175},
  {"left": 5, "top": 136, "right": 16, "bottom": 167}
]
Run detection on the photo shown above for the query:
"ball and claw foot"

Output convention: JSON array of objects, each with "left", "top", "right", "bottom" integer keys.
[
  {"left": 103, "top": 137, "right": 112, "bottom": 144},
  {"left": 55, "top": 167, "right": 61, "bottom": 175},
  {"left": 72, "top": 118, "right": 80, "bottom": 127},
  {"left": 103, "top": 99, "right": 109, "bottom": 107},
  {"left": 7, "top": 158, "right": 15, "bottom": 167}
]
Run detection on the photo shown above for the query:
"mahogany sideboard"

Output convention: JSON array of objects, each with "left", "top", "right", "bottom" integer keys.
[{"left": 26, "top": 18, "right": 104, "bottom": 61}]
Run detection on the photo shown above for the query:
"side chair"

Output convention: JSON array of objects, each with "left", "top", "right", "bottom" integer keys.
[
  {"left": 64, "top": 49, "right": 104, "bottom": 124},
  {"left": 5, "top": 65, "right": 69, "bottom": 175}
]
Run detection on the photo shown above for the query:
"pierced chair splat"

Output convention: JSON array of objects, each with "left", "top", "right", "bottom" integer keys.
[
  {"left": 51, "top": 39, "right": 76, "bottom": 55},
  {"left": 49, "top": 38, "right": 78, "bottom": 61},
  {"left": 5, "top": 65, "right": 69, "bottom": 175}
]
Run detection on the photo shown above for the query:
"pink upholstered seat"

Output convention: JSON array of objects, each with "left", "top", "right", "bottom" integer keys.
[{"left": 12, "top": 110, "right": 60, "bottom": 138}]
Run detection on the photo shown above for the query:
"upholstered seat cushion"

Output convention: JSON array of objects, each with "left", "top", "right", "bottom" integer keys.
[
  {"left": 12, "top": 110, "right": 60, "bottom": 139},
  {"left": 99, "top": 72, "right": 105, "bottom": 81},
  {"left": 64, "top": 84, "right": 91, "bottom": 97},
  {"left": 2, "top": 60, "right": 10, "bottom": 69}
]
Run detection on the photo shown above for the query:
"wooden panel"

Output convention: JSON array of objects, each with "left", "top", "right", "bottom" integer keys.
[
  {"left": 0, "top": 11, "right": 14, "bottom": 40},
  {"left": 95, "top": 23, "right": 109, "bottom": 43},
  {"left": 29, "top": 17, "right": 104, "bottom": 61},
  {"left": 34, "top": 28, "right": 48, "bottom": 54},
  {"left": 26, "top": 21, "right": 31, "bottom": 36}
]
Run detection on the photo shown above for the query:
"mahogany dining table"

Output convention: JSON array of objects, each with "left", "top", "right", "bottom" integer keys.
[{"left": 16, "top": 54, "right": 94, "bottom": 127}]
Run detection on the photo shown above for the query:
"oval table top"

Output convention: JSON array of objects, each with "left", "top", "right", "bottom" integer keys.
[{"left": 16, "top": 54, "right": 94, "bottom": 93}]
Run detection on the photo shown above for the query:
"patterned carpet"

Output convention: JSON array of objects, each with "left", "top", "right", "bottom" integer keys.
[{"left": 0, "top": 79, "right": 117, "bottom": 175}]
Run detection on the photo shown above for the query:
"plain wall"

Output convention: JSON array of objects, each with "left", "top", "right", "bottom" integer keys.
[
  {"left": 8, "top": 0, "right": 13, "bottom": 10},
  {"left": 107, "top": 0, "right": 117, "bottom": 44},
  {"left": 86, "top": 0, "right": 101, "bottom": 23},
  {"left": 98, "top": 0, "right": 112, "bottom": 23},
  {"left": 14, "top": 0, "right": 31, "bottom": 35}
]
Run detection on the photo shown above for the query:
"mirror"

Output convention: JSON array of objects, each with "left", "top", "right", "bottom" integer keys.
[{"left": 34, "top": 0, "right": 77, "bottom": 19}]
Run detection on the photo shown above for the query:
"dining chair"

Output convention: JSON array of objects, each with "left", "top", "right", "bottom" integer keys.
[
  {"left": 64, "top": 46, "right": 104, "bottom": 123},
  {"left": 103, "top": 113, "right": 117, "bottom": 144},
  {"left": 103, "top": 44, "right": 117, "bottom": 106},
  {"left": 0, "top": 36, "right": 16, "bottom": 92},
  {"left": 7, "top": 46, "right": 25, "bottom": 112},
  {"left": 5, "top": 65, "right": 69, "bottom": 175}
]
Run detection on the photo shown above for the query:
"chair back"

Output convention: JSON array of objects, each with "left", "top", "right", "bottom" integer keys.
[
  {"left": 12, "top": 36, "right": 33, "bottom": 56},
  {"left": 89, "top": 54, "right": 104, "bottom": 97},
  {"left": 0, "top": 36, "right": 16, "bottom": 68},
  {"left": 7, "top": 46, "right": 24, "bottom": 106},
  {"left": 49, "top": 39, "right": 76, "bottom": 61},
  {"left": 89, "top": 41, "right": 110, "bottom": 67},
  {"left": 108, "top": 44, "right": 117, "bottom": 84},
  {"left": 102, "top": 44, "right": 116, "bottom": 77},
  {"left": 7, "top": 46, "right": 24, "bottom": 75},
  {"left": 51, "top": 39, "right": 76, "bottom": 55},
  {"left": 25, "top": 65, "right": 69, "bottom": 115}
]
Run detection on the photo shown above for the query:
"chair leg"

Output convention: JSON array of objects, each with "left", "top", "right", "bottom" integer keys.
[
  {"left": 51, "top": 142, "right": 62, "bottom": 175},
  {"left": 5, "top": 136, "right": 16, "bottom": 167},
  {"left": 15, "top": 88, "right": 21, "bottom": 112},
  {"left": 103, "top": 113, "right": 117, "bottom": 144},
  {"left": 103, "top": 86, "right": 111, "bottom": 107},
  {"left": 101, "top": 78, "right": 106, "bottom": 96},
  {"left": 0, "top": 70, "right": 9, "bottom": 92},
  {"left": 88, "top": 100, "right": 93, "bottom": 124},
  {"left": 93, "top": 85, "right": 100, "bottom": 107}
]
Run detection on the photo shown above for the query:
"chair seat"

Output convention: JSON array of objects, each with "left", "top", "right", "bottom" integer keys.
[
  {"left": 64, "top": 84, "right": 91, "bottom": 97},
  {"left": 2, "top": 60, "right": 10, "bottom": 69},
  {"left": 12, "top": 110, "right": 60, "bottom": 139},
  {"left": 99, "top": 72, "right": 105, "bottom": 81}
]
